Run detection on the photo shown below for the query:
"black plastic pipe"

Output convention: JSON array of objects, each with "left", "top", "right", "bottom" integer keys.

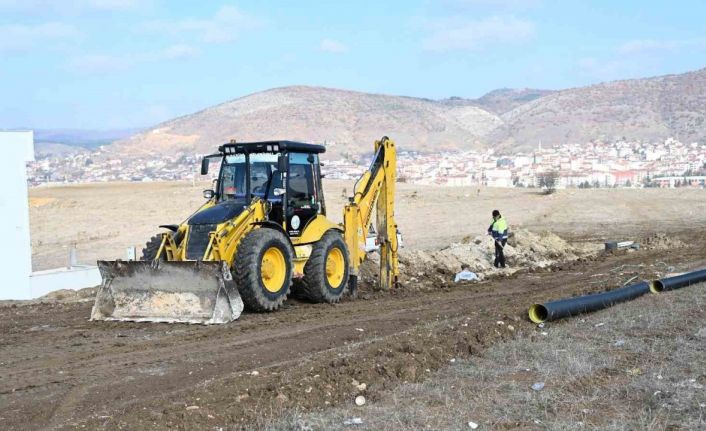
[
  {"left": 650, "top": 268, "right": 706, "bottom": 293},
  {"left": 528, "top": 281, "right": 651, "bottom": 323},
  {"left": 529, "top": 267, "right": 706, "bottom": 323}
]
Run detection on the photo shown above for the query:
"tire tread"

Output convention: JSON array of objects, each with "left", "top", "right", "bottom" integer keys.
[{"left": 297, "top": 231, "right": 349, "bottom": 303}]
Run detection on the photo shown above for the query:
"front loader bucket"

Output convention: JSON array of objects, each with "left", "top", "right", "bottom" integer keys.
[{"left": 91, "top": 260, "right": 244, "bottom": 324}]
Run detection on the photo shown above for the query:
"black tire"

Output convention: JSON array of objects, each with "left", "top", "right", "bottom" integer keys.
[
  {"left": 297, "top": 231, "right": 350, "bottom": 303},
  {"left": 140, "top": 235, "right": 164, "bottom": 261},
  {"left": 233, "top": 228, "right": 293, "bottom": 312}
]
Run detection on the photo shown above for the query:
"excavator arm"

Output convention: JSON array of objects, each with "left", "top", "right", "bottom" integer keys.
[{"left": 343, "top": 136, "right": 399, "bottom": 295}]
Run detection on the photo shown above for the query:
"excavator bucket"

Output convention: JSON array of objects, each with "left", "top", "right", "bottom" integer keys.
[{"left": 90, "top": 260, "right": 243, "bottom": 324}]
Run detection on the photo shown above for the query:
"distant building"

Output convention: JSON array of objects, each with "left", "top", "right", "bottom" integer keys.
[{"left": 484, "top": 169, "right": 513, "bottom": 187}]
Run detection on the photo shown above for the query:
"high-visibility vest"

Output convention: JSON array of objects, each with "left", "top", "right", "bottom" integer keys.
[{"left": 491, "top": 216, "right": 508, "bottom": 239}]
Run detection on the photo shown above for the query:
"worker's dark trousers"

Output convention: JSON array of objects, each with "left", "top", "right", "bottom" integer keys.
[{"left": 494, "top": 239, "right": 507, "bottom": 268}]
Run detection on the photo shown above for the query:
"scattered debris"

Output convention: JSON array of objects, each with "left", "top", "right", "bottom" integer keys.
[
  {"left": 352, "top": 380, "right": 367, "bottom": 391},
  {"left": 454, "top": 268, "right": 479, "bottom": 282},
  {"left": 594, "top": 322, "right": 605, "bottom": 328},
  {"left": 185, "top": 405, "right": 199, "bottom": 411},
  {"left": 531, "top": 382, "right": 545, "bottom": 391},
  {"left": 613, "top": 339, "right": 625, "bottom": 347},
  {"left": 249, "top": 370, "right": 260, "bottom": 376},
  {"left": 622, "top": 276, "right": 639, "bottom": 286},
  {"left": 355, "top": 395, "right": 366, "bottom": 406},
  {"left": 468, "top": 420, "right": 479, "bottom": 429},
  {"left": 604, "top": 240, "right": 640, "bottom": 251},
  {"left": 343, "top": 417, "right": 363, "bottom": 426}
]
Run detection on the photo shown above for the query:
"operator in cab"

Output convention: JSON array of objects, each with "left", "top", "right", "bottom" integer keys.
[{"left": 487, "top": 209, "right": 509, "bottom": 268}]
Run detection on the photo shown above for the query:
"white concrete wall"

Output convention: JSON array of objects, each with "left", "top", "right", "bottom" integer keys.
[
  {"left": 0, "top": 131, "right": 34, "bottom": 300},
  {"left": 29, "top": 266, "right": 102, "bottom": 298}
]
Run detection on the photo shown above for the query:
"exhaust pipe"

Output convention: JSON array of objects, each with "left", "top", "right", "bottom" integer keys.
[
  {"left": 649, "top": 268, "right": 706, "bottom": 293},
  {"left": 528, "top": 282, "right": 650, "bottom": 324}
]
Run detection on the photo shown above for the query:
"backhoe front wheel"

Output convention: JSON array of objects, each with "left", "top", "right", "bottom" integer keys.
[
  {"left": 140, "top": 235, "right": 164, "bottom": 261},
  {"left": 233, "top": 228, "right": 293, "bottom": 312},
  {"left": 297, "top": 231, "right": 350, "bottom": 303}
]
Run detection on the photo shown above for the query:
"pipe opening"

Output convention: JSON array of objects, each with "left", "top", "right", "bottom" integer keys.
[
  {"left": 650, "top": 280, "right": 664, "bottom": 293},
  {"left": 528, "top": 304, "right": 548, "bottom": 323}
]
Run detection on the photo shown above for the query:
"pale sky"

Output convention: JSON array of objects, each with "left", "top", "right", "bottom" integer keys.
[{"left": 2, "top": 0, "right": 705, "bottom": 129}]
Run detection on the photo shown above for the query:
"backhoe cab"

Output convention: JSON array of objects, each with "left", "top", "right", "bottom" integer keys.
[
  {"left": 91, "top": 137, "right": 399, "bottom": 324},
  {"left": 199, "top": 140, "right": 329, "bottom": 240}
]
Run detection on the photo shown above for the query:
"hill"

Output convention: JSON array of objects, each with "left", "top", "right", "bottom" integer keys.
[
  {"left": 469, "top": 88, "right": 555, "bottom": 114},
  {"left": 108, "top": 68, "right": 706, "bottom": 158},
  {"left": 34, "top": 128, "right": 139, "bottom": 148},
  {"left": 491, "top": 68, "right": 706, "bottom": 151},
  {"left": 110, "top": 86, "right": 503, "bottom": 159},
  {"left": 31, "top": 128, "right": 141, "bottom": 158}
]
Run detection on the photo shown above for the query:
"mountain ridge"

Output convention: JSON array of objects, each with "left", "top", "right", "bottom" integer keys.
[
  {"left": 110, "top": 85, "right": 504, "bottom": 158},
  {"left": 106, "top": 67, "right": 706, "bottom": 158}
]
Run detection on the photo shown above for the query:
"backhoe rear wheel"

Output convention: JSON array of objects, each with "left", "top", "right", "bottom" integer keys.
[
  {"left": 233, "top": 228, "right": 293, "bottom": 312},
  {"left": 297, "top": 231, "right": 350, "bottom": 303}
]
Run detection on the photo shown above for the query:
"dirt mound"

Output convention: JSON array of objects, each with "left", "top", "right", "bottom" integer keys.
[
  {"left": 39, "top": 287, "right": 97, "bottom": 302},
  {"left": 641, "top": 233, "right": 686, "bottom": 250},
  {"left": 31, "top": 230, "right": 593, "bottom": 302},
  {"left": 399, "top": 229, "right": 593, "bottom": 287}
]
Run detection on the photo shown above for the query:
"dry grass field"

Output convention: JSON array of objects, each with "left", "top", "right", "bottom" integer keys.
[{"left": 28, "top": 181, "right": 706, "bottom": 270}]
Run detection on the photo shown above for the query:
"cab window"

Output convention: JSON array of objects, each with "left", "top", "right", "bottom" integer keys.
[
  {"left": 220, "top": 153, "right": 281, "bottom": 201},
  {"left": 220, "top": 154, "right": 246, "bottom": 200},
  {"left": 288, "top": 153, "right": 317, "bottom": 209}
]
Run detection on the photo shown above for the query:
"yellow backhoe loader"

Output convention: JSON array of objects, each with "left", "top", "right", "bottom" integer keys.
[{"left": 91, "top": 137, "right": 399, "bottom": 323}]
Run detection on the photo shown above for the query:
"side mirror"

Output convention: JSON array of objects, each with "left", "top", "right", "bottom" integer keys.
[
  {"left": 307, "top": 154, "right": 315, "bottom": 164},
  {"left": 203, "top": 189, "right": 215, "bottom": 200},
  {"left": 200, "top": 158, "right": 209, "bottom": 175},
  {"left": 278, "top": 154, "right": 288, "bottom": 172}
]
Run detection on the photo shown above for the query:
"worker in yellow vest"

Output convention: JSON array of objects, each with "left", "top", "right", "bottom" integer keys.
[{"left": 487, "top": 209, "right": 508, "bottom": 268}]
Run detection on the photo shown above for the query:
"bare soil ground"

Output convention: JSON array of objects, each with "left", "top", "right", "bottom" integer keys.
[
  {"left": 4, "top": 182, "right": 704, "bottom": 430},
  {"left": 276, "top": 282, "right": 706, "bottom": 431},
  {"left": 2, "top": 243, "right": 705, "bottom": 429}
]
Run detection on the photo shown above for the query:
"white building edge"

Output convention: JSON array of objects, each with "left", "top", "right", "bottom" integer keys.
[{"left": 1, "top": 131, "right": 100, "bottom": 300}]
